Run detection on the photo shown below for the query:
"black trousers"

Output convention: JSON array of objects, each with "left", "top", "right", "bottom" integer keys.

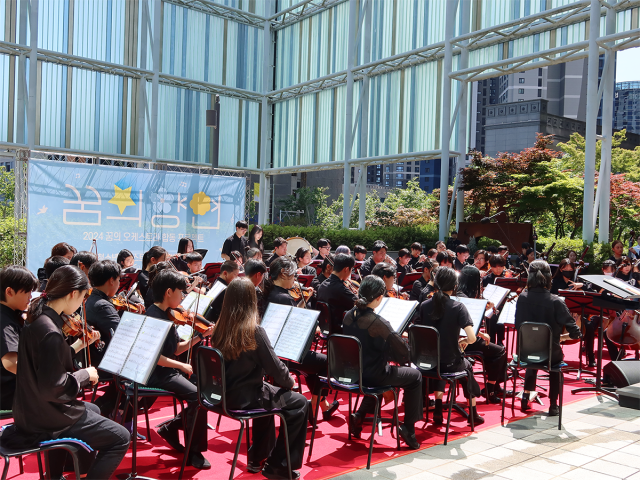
[
  {"left": 49, "top": 402, "right": 130, "bottom": 480},
  {"left": 524, "top": 369, "right": 560, "bottom": 404},
  {"left": 465, "top": 338, "right": 507, "bottom": 384},
  {"left": 584, "top": 316, "right": 623, "bottom": 362},
  {"left": 431, "top": 358, "right": 482, "bottom": 399},
  {"left": 287, "top": 350, "right": 327, "bottom": 396},
  {"left": 486, "top": 314, "right": 505, "bottom": 346},
  {"left": 147, "top": 370, "right": 208, "bottom": 453},
  {"left": 248, "top": 388, "right": 308, "bottom": 471},
  {"left": 356, "top": 366, "right": 423, "bottom": 427}
]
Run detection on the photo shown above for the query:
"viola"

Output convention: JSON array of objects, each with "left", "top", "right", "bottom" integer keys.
[
  {"left": 111, "top": 295, "right": 146, "bottom": 314},
  {"left": 167, "top": 307, "right": 213, "bottom": 335},
  {"left": 61, "top": 312, "right": 104, "bottom": 351}
]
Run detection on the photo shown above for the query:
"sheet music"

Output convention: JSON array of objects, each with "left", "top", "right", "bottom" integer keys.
[
  {"left": 375, "top": 298, "right": 418, "bottom": 333},
  {"left": 260, "top": 303, "right": 292, "bottom": 346},
  {"left": 274, "top": 307, "right": 319, "bottom": 362},
  {"left": 452, "top": 296, "right": 487, "bottom": 337},
  {"left": 120, "top": 316, "right": 172, "bottom": 385},
  {"left": 176, "top": 324, "right": 194, "bottom": 341},
  {"left": 180, "top": 292, "right": 199, "bottom": 310},
  {"left": 483, "top": 283, "right": 510, "bottom": 308},
  {"left": 603, "top": 277, "right": 640, "bottom": 297},
  {"left": 98, "top": 312, "right": 145, "bottom": 376},
  {"left": 498, "top": 299, "right": 517, "bottom": 326},
  {"left": 206, "top": 280, "right": 227, "bottom": 299}
]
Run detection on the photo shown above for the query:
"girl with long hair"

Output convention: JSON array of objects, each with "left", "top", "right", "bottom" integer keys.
[
  {"left": 210, "top": 278, "right": 307, "bottom": 479},
  {"left": 3, "top": 266, "right": 129, "bottom": 479},
  {"left": 418, "top": 267, "right": 484, "bottom": 426},
  {"left": 248, "top": 225, "right": 265, "bottom": 255},
  {"left": 138, "top": 246, "right": 168, "bottom": 298}
]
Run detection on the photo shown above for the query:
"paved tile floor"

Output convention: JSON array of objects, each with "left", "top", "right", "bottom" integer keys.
[{"left": 333, "top": 396, "right": 640, "bottom": 480}]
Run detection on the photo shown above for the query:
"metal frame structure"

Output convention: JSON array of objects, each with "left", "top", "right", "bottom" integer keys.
[{"left": 2, "top": 0, "right": 639, "bottom": 242}]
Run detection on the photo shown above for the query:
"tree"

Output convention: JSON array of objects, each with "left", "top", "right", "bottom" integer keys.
[
  {"left": 0, "top": 169, "right": 14, "bottom": 218},
  {"left": 382, "top": 179, "right": 435, "bottom": 211},
  {"left": 278, "top": 187, "right": 329, "bottom": 225},
  {"left": 316, "top": 190, "right": 383, "bottom": 229},
  {"left": 608, "top": 173, "right": 640, "bottom": 240}
]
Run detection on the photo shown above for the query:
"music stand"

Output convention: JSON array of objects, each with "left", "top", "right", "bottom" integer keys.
[
  {"left": 202, "top": 262, "right": 223, "bottom": 283},
  {"left": 399, "top": 272, "right": 422, "bottom": 288},
  {"left": 495, "top": 277, "right": 527, "bottom": 293},
  {"left": 194, "top": 248, "right": 208, "bottom": 260},
  {"left": 118, "top": 272, "right": 139, "bottom": 295},
  {"left": 558, "top": 290, "right": 601, "bottom": 380}
]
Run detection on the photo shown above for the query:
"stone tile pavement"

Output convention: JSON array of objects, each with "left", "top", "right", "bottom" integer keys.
[{"left": 332, "top": 395, "right": 640, "bottom": 480}]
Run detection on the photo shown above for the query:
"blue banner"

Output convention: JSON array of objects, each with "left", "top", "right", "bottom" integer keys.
[{"left": 27, "top": 159, "right": 245, "bottom": 273}]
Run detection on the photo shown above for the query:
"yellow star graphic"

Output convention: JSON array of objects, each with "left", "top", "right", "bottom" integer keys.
[{"left": 109, "top": 185, "right": 136, "bottom": 214}]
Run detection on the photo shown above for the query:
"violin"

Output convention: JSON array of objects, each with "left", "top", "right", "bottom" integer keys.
[
  {"left": 61, "top": 312, "right": 104, "bottom": 351},
  {"left": 344, "top": 279, "right": 359, "bottom": 295},
  {"left": 167, "top": 307, "right": 213, "bottom": 335},
  {"left": 288, "top": 283, "right": 313, "bottom": 307},
  {"left": 111, "top": 295, "right": 146, "bottom": 314}
]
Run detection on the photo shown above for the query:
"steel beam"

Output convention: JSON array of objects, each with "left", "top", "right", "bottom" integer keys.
[
  {"left": 269, "top": 0, "right": 346, "bottom": 30},
  {"left": 583, "top": 0, "right": 601, "bottom": 243},
  {"left": 439, "top": 0, "right": 458, "bottom": 241},
  {"left": 164, "top": 0, "right": 265, "bottom": 28}
]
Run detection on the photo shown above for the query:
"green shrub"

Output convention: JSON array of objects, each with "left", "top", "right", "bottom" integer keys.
[
  {"left": 0, "top": 217, "right": 22, "bottom": 267},
  {"left": 536, "top": 236, "right": 612, "bottom": 272},
  {"left": 477, "top": 237, "right": 503, "bottom": 250}
]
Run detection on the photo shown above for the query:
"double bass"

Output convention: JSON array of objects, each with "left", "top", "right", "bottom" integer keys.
[{"left": 606, "top": 309, "right": 640, "bottom": 351}]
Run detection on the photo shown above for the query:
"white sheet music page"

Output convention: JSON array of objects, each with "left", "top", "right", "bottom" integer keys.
[
  {"left": 260, "top": 303, "right": 292, "bottom": 347},
  {"left": 180, "top": 292, "right": 198, "bottom": 310},
  {"left": 274, "top": 307, "right": 320, "bottom": 362},
  {"left": 452, "top": 296, "right": 487, "bottom": 337},
  {"left": 98, "top": 312, "right": 146, "bottom": 376},
  {"left": 190, "top": 294, "right": 214, "bottom": 316},
  {"left": 498, "top": 299, "right": 517, "bottom": 326},
  {"left": 206, "top": 281, "right": 227, "bottom": 299},
  {"left": 119, "top": 316, "right": 173, "bottom": 385},
  {"left": 376, "top": 298, "right": 418, "bottom": 333},
  {"left": 373, "top": 297, "right": 389, "bottom": 315},
  {"left": 483, "top": 283, "right": 510, "bottom": 308}
]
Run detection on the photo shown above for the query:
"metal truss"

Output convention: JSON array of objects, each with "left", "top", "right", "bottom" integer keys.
[
  {"left": 263, "top": 150, "right": 454, "bottom": 175},
  {"left": 269, "top": 0, "right": 346, "bottom": 30},
  {"left": 596, "top": 28, "right": 640, "bottom": 50},
  {"left": 159, "top": 73, "right": 262, "bottom": 102},
  {"left": 164, "top": 0, "right": 265, "bottom": 28}
]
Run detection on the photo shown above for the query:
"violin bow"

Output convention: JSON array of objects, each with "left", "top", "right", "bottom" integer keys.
[{"left": 81, "top": 295, "right": 91, "bottom": 367}]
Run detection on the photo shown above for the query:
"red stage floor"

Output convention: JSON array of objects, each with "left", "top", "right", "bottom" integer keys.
[{"left": 1, "top": 342, "right": 607, "bottom": 479}]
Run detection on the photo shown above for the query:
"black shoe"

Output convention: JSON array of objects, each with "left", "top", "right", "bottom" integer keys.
[
  {"left": 262, "top": 464, "right": 300, "bottom": 480},
  {"left": 349, "top": 413, "right": 363, "bottom": 439},
  {"left": 587, "top": 360, "right": 596, "bottom": 368},
  {"left": 322, "top": 400, "right": 340, "bottom": 421},
  {"left": 157, "top": 423, "right": 184, "bottom": 452},
  {"left": 548, "top": 405, "right": 560, "bottom": 417},
  {"left": 188, "top": 452, "right": 211, "bottom": 469},
  {"left": 398, "top": 424, "right": 420, "bottom": 449},
  {"left": 468, "top": 414, "right": 485, "bottom": 426},
  {"left": 432, "top": 412, "right": 443, "bottom": 426},
  {"left": 520, "top": 398, "right": 530, "bottom": 412},
  {"left": 247, "top": 460, "right": 265, "bottom": 474},
  {"left": 487, "top": 394, "right": 502, "bottom": 405},
  {"left": 307, "top": 400, "right": 314, "bottom": 425}
]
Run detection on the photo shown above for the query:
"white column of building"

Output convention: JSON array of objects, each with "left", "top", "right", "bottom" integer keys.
[
  {"left": 455, "top": 0, "right": 471, "bottom": 230},
  {"left": 358, "top": 0, "right": 372, "bottom": 230},
  {"left": 342, "top": 0, "right": 358, "bottom": 228},
  {"left": 27, "top": 0, "right": 38, "bottom": 149}
]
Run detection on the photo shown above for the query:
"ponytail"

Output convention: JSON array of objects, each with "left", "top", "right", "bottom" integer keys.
[
  {"left": 430, "top": 267, "right": 457, "bottom": 321},
  {"left": 143, "top": 246, "right": 167, "bottom": 271},
  {"left": 356, "top": 276, "right": 386, "bottom": 310},
  {"left": 27, "top": 265, "right": 89, "bottom": 324}
]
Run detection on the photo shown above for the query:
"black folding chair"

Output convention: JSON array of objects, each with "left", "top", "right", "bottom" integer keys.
[
  {"left": 504, "top": 322, "right": 564, "bottom": 430},
  {"left": 0, "top": 426, "right": 92, "bottom": 480},
  {"left": 315, "top": 301, "right": 332, "bottom": 352},
  {"left": 408, "top": 325, "right": 473, "bottom": 445},
  {"left": 308, "top": 334, "right": 400, "bottom": 470},
  {"left": 179, "top": 347, "right": 292, "bottom": 480}
]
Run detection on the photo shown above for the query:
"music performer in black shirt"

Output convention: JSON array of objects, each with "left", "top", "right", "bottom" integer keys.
[
  {"left": 343, "top": 276, "right": 422, "bottom": 449},
  {"left": 265, "top": 237, "right": 288, "bottom": 267},
  {"left": 295, "top": 247, "right": 317, "bottom": 277},
  {"left": 310, "top": 255, "right": 334, "bottom": 292},
  {"left": 145, "top": 269, "right": 214, "bottom": 469},
  {"left": 205, "top": 261, "right": 240, "bottom": 323},
  {"left": 314, "top": 238, "right": 331, "bottom": 261},
  {"left": 358, "top": 240, "right": 388, "bottom": 278},
  {"left": 210, "top": 278, "right": 308, "bottom": 479},
  {"left": 418, "top": 267, "right": 485, "bottom": 426},
  {"left": 0, "top": 266, "right": 38, "bottom": 410},
  {"left": 515, "top": 260, "right": 581, "bottom": 416},
  {"left": 138, "top": 246, "right": 169, "bottom": 299},
  {"left": 395, "top": 249, "right": 415, "bottom": 284},
  {"left": 453, "top": 244, "right": 470, "bottom": 272},
  {"left": 2, "top": 266, "right": 129, "bottom": 479},
  {"left": 85, "top": 260, "right": 124, "bottom": 415},
  {"left": 481, "top": 254, "right": 508, "bottom": 346},
  {"left": 222, "top": 221, "right": 249, "bottom": 262},
  {"left": 408, "top": 242, "right": 426, "bottom": 270},
  {"left": 317, "top": 253, "right": 358, "bottom": 333},
  {"left": 264, "top": 257, "right": 339, "bottom": 422},
  {"left": 245, "top": 259, "right": 268, "bottom": 319},
  {"left": 410, "top": 260, "right": 433, "bottom": 301},
  {"left": 550, "top": 258, "right": 583, "bottom": 294}
]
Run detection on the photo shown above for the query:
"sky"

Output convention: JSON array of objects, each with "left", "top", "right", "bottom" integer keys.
[{"left": 616, "top": 47, "right": 640, "bottom": 83}]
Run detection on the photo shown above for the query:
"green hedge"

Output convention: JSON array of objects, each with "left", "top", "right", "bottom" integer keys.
[
  {"left": 536, "top": 236, "right": 612, "bottom": 272},
  {"left": 0, "top": 217, "right": 22, "bottom": 268},
  {"left": 261, "top": 225, "right": 439, "bottom": 252}
]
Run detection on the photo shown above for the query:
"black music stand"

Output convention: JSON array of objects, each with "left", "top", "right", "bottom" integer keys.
[
  {"left": 118, "top": 272, "right": 139, "bottom": 295},
  {"left": 558, "top": 290, "right": 602, "bottom": 380},
  {"left": 571, "top": 275, "right": 640, "bottom": 399}
]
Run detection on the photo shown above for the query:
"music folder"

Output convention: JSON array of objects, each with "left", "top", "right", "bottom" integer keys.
[
  {"left": 579, "top": 274, "right": 640, "bottom": 299},
  {"left": 206, "top": 280, "right": 227, "bottom": 300},
  {"left": 452, "top": 296, "right": 487, "bottom": 337},
  {"left": 180, "top": 291, "right": 214, "bottom": 316},
  {"left": 497, "top": 298, "right": 517, "bottom": 326},
  {"left": 482, "top": 283, "right": 510, "bottom": 309},
  {"left": 98, "top": 311, "right": 172, "bottom": 385},
  {"left": 261, "top": 304, "right": 320, "bottom": 363},
  {"left": 374, "top": 297, "right": 419, "bottom": 334}
]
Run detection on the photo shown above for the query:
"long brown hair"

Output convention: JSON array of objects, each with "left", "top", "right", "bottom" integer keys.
[{"left": 210, "top": 277, "right": 258, "bottom": 360}]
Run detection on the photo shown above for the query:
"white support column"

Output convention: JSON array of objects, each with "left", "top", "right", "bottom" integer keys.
[
  {"left": 598, "top": 1, "right": 616, "bottom": 243},
  {"left": 342, "top": 0, "right": 357, "bottom": 228},
  {"left": 439, "top": 0, "right": 458, "bottom": 240},
  {"left": 258, "top": 0, "right": 275, "bottom": 225},
  {"left": 138, "top": 1, "right": 149, "bottom": 157},
  {"left": 455, "top": 0, "right": 470, "bottom": 230},
  {"left": 16, "top": 0, "right": 28, "bottom": 144},
  {"left": 149, "top": 0, "right": 161, "bottom": 161},
  {"left": 358, "top": 0, "right": 371, "bottom": 230},
  {"left": 582, "top": 0, "right": 601, "bottom": 242},
  {"left": 27, "top": 0, "right": 38, "bottom": 149}
]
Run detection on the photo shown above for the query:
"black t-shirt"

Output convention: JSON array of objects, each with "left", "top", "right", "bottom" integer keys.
[
  {"left": 0, "top": 303, "right": 22, "bottom": 410},
  {"left": 205, "top": 278, "right": 229, "bottom": 323},
  {"left": 222, "top": 234, "right": 249, "bottom": 261},
  {"left": 418, "top": 296, "right": 473, "bottom": 371},
  {"left": 551, "top": 274, "right": 571, "bottom": 295},
  {"left": 299, "top": 265, "right": 317, "bottom": 277},
  {"left": 410, "top": 276, "right": 428, "bottom": 301},
  {"left": 137, "top": 270, "right": 150, "bottom": 299},
  {"left": 408, "top": 255, "right": 424, "bottom": 271},
  {"left": 265, "top": 253, "right": 281, "bottom": 267},
  {"left": 145, "top": 304, "right": 180, "bottom": 383},
  {"left": 311, "top": 273, "right": 329, "bottom": 292},
  {"left": 84, "top": 289, "right": 121, "bottom": 366},
  {"left": 266, "top": 286, "right": 296, "bottom": 307}
]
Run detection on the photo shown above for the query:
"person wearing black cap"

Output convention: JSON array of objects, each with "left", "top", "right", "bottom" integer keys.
[{"left": 222, "top": 221, "right": 249, "bottom": 262}]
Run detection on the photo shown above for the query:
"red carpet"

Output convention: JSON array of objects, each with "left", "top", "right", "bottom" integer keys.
[{"left": 1, "top": 342, "right": 606, "bottom": 479}]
